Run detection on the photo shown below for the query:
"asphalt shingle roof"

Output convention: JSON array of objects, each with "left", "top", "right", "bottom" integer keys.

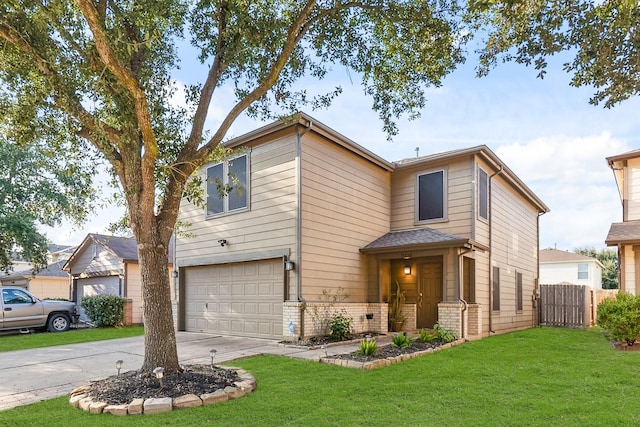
[
  {"left": 361, "top": 228, "right": 469, "bottom": 253},
  {"left": 539, "top": 248, "right": 598, "bottom": 263},
  {"left": 605, "top": 221, "right": 640, "bottom": 245}
]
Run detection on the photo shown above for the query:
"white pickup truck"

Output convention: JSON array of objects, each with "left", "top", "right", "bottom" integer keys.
[{"left": 1, "top": 286, "right": 78, "bottom": 332}]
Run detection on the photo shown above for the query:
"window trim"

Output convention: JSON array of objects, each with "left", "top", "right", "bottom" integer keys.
[
  {"left": 577, "top": 263, "right": 589, "bottom": 280},
  {"left": 415, "top": 168, "right": 447, "bottom": 224},
  {"left": 478, "top": 166, "right": 489, "bottom": 222},
  {"left": 205, "top": 153, "right": 250, "bottom": 218}
]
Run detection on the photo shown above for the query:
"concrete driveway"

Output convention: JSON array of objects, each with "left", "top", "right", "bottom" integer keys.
[{"left": 0, "top": 332, "right": 355, "bottom": 411}]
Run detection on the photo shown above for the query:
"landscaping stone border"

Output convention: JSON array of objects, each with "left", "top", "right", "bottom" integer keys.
[
  {"left": 68, "top": 366, "right": 256, "bottom": 416},
  {"left": 319, "top": 339, "right": 466, "bottom": 370}
]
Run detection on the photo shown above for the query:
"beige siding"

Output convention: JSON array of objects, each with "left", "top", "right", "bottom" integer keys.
[
  {"left": 124, "top": 263, "right": 143, "bottom": 324},
  {"left": 488, "top": 175, "right": 539, "bottom": 333},
  {"left": 27, "top": 277, "right": 70, "bottom": 300},
  {"left": 626, "top": 158, "right": 640, "bottom": 221},
  {"left": 68, "top": 243, "right": 122, "bottom": 276},
  {"left": 620, "top": 245, "right": 636, "bottom": 294},
  {"left": 300, "top": 132, "right": 390, "bottom": 301},
  {"left": 391, "top": 157, "right": 473, "bottom": 237},
  {"left": 177, "top": 133, "right": 298, "bottom": 264}
]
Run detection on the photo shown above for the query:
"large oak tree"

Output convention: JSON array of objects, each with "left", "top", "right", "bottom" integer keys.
[{"left": 0, "top": 0, "right": 468, "bottom": 373}]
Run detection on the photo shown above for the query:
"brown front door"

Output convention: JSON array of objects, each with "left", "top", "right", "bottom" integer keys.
[{"left": 417, "top": 261, "right": 443, "bottom": 329}]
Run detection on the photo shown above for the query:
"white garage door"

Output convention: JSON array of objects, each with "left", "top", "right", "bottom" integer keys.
[
  {"left": 78, "top": 276, "right": 120, "bottom": 297},
  {"left": 184, "top": 259, "right": 283, "bottom": 339}
]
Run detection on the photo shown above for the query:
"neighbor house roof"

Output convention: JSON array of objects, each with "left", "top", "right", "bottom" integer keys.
[
  {"left": 606, "top": 221, "right": 640, "bottom": 246},
  {"left": 0, "top": 260, "right": 68, "bottom": 280},
  {"left": 360, "top": 227, "right": 488, "bottom": 254},
  {"left": 539, "top": 248, "right": 603, "bottom": 267}
]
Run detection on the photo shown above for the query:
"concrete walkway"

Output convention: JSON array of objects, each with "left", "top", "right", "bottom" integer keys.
[{"left": 0, "top": 332, "right": 365, "bottom": 411}]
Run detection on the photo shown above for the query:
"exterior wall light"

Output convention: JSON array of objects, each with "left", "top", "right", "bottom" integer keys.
[
  {"left": 404, "top": 265, "right": 412, "bottom": 275},
  {"left": 284, "top": 260, "right": 295, "bottom": 271}
]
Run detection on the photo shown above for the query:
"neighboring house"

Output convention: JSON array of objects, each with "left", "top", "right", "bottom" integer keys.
[
  {"left": 606, "top": 149, "right": 640, "bottom": 294},
  {"left": 175, "top": 114, "right": 549, "bottom": 341},
  {"left": 63, "top": 233, "right": 174, "bottom": 325},
  {"left": 539, "top": 248, "right": 604, "bottom": 290},
  {"left": 0, "top": 260, "right": 70, "bottom": 300}
]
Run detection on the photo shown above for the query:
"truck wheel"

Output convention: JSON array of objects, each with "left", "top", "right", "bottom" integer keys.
[{"left": 48, "top": 313, "right": 70, "bottom": 332}]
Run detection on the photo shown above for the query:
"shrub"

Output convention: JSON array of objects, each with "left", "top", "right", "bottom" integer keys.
[
  {"left": 597, "top": 292, "right": 640, "bottom": 346},
  {"left": 81, "top": 295, "right": 126, "bottom": 327},
  {"left": 309, "top": 288, "right": 350, "bottom": 336},
  {"left": 418, "top": 328, "right": 438, "bottom": 343},
  {"left": 355, "top": 338, "right": 378, "bottom": 356},
  {"left": 329, "top": 313, "right": 353, "bottom": 341},
  {"left": 418, "top": 324, "right": 457, "bottom": 343},
  {"left": 391, "top": 332, "right": 414, "bottom": 349}
]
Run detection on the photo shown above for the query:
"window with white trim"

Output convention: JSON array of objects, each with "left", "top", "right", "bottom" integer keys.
[
  {"left": 417, "top": 169, "right": 446, "bottom": 222},
  {"left": 578, "top": 263, "right": 589, "bottom": 280},
  {"left": 206, "top": 154, "right": 249, "bottom": 216},
  {"left": 478, "top": 167, "right": 488, "bottom": 221}
]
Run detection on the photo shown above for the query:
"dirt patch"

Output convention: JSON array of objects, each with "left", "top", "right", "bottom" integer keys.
[{"left": 87, "top": 365, "right": 240, "bottom": 405}]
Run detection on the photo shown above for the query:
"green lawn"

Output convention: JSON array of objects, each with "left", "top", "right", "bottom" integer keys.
[
  {"left": 2, "top": 327, "right": 638, "bottom": 426},
  {"left": 0, "top": 326, "right": 144, "bottom": 352}
]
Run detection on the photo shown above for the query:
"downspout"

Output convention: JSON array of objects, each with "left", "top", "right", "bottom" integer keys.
[
  {"left": 295, "top": 118, "right": 313, "bottom": 338},
  {"left": 488, "top": 165, "right": 503, "bottom": 334}
]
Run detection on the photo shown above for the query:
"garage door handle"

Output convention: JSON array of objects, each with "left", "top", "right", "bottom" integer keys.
[{"left": 205, "top": 302, "right": 208, "bottom": 310}]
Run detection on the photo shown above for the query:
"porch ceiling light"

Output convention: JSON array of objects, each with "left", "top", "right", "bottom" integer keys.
[{"left": 404, "top": 265, "right": 412, "bottom": 275}]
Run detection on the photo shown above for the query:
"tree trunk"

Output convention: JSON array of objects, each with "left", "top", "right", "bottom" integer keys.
[{"left": 136, "top": 234, "right": 180, "bottom": 373}]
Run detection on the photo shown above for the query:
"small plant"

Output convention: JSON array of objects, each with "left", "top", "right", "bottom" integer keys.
[
  {"left": 418, "top": 328, "right": 438, "bottom": 343},
  {"left": 418, "top": 324, "right": 457, "bottom": 343},
  {"left": 433, "top": 323, "right": 457, "bottom": 343},
  {"left": 355, "top": 338, "right": 378, "bottom": 356},
  {"left": 308, "top": 287, "right": 350, "bottom": 336},
  {"left": 329, "top": 313, "right": 353, "bottom": 341},
  {"left": 388, "top": 281, "right": 406, "bottom": 332},
  {"left": 391, "top": 332, "right": 414, "bottom": 349}
]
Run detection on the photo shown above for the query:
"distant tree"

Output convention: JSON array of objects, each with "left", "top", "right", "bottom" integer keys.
[
  {"left": 0, "top": 115, "right": 96, "bottom": 273},
  {"left": 574, "top": 247, "right": 619, "bottom": 289},
  {"left": 472, "top": 0, "right": 640, "bottom": 108}
]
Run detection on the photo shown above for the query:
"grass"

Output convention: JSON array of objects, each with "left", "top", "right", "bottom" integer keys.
[
  {"left": 0, "top": 326, "right": 144, "bottom": 353},
  {"left": 2, "top": 327, "right": 639, "bottom": 426}
]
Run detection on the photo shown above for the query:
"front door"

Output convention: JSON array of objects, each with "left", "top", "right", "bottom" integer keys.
[{"left": 417, "top": 261, "right": 443, "bottom": 329}]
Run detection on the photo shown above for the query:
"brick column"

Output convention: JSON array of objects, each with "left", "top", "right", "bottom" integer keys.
[{"left": 437, "top": 301, "right": 466, "bottom": 339}]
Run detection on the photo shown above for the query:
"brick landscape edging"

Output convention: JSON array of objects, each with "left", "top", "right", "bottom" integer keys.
[
  {"left": 319, "top": 339, "right": 466, "bottom": 370},
  {"left": 69, "top": 366, "right": 256, "bottom": 416}
]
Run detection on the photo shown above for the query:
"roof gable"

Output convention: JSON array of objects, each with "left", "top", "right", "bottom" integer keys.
[{"left": 539, "top": 248, "right": 602, "bottom": 267}]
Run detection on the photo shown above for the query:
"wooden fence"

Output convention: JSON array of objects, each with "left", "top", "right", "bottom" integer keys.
[{"left": 539, "top": 285, "right": 618, "bottom": 328}]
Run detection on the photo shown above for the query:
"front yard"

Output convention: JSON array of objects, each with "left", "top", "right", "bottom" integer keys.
[{"left": 2, "top": 327, "right": 638, "bottom": 426}]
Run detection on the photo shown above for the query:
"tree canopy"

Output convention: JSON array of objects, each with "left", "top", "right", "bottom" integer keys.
[
  {"left": 0, "top": 108, "right": 96, "bottom": 273},
  {"left": 473, "top": 0, "right": 640, "bottom": 108}
]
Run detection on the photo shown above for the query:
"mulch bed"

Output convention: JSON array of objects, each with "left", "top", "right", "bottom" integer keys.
[
  {"left": 325, "top": 339, "right": 451, "bottom": 362},
  {"left": 87, "top": 365, "right": 240, "bottom": 405}
]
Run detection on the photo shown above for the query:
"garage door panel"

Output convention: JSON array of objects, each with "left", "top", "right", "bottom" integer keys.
[{"left": 185, "top": 259, "right": 283, "bottom": 339}]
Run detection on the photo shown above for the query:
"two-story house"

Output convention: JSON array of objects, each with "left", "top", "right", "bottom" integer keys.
[
  {"left": 606, "top": 149, "right": 640, "bottom": 294},
  {"left": 175, "top": 114, "right": 549, "bottom": 340},
  {"left": 539, "top": 248, "right": 604, "bottom": 290}
]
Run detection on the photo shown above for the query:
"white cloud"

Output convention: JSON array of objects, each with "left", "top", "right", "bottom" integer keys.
[{"left": 495, "top": 133, "right": 630, "bottom": 250}]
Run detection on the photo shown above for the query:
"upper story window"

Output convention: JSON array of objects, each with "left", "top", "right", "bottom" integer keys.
[
  {"left": 478, "top": 167, "right": 489, "bottom": 221},
  {"left": 417, "top": 169, "right": 446, "bottom": 222},
  {"left": 578, "top": 263, "right": 589, "bottom": 280},
  {"left": 206, "top": 154, "right": 249, "bottom": 216}
]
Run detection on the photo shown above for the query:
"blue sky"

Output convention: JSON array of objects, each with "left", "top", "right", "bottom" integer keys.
[{"left": 43, "top": 47, "right": 639, "bottom": 252}]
